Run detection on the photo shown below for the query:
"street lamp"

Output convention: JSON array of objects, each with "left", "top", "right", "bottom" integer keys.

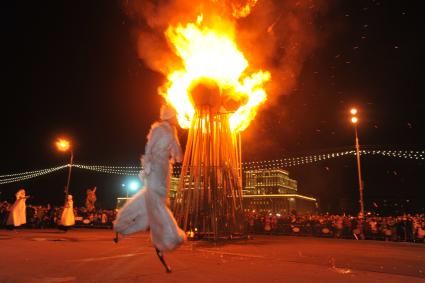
[
  {"left": 121, "top": 183, "right": 129, "bottom": 198},
  {"left": 55, "top": 138, "right": 74, "bottom": 204},
  {"left": 349, "top": 108, "right": 365, "bottom": 238},
  {"left": 122, "top": 180, "right": 141, "bottom": 198},
  {"left": 129, "top": 181, "right": 140, "bottom": 191}
]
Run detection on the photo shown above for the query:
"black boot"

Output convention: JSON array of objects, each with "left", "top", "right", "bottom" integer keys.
[{"left": 113, "top": 232, "right": 119, "bottom": 243}]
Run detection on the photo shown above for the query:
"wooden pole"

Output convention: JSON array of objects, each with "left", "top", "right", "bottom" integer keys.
[{"left": 174, "top": 108, "right": 245, "bottom": 239}]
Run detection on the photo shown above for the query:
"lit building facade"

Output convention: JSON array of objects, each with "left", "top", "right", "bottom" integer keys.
[
  {"left": 170, "top": 176, "right": 180, "bottom": 200},
  {"left": 244, "top": 168, "right": 298, "bottom": 195},
  {"left": 243, "top": 169, "right": 317, "bottom": 214},
  {"left": 122, "top": 169, "right": 317, "bottom": 215}
]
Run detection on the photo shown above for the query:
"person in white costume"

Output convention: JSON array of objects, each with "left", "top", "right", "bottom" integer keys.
[
  {"left": 60, "top": 194, "right": 75, "bottom": 230},
  {"left": 114, "top": 104, "right": 186, "bottom": 272},
  {"left": 7, "top": 188, "right": 28, "bottom": 227}
]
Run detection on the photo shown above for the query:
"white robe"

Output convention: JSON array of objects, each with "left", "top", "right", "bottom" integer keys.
[
  {"left": 7, "top": 190, "right": 27, "bottom": 227},
  {"left": 61, "top": 199, "right": 75, "bottom": 226},
  {"left": 114, "top": 121, "right": 186, "bottom": 251}
]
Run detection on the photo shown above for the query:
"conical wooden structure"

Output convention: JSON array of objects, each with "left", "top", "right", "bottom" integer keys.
[{"left": 173, "top": 105, "right": 245, "bottom": 239}]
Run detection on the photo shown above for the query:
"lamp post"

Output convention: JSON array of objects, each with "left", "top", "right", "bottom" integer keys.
[
  {"left": 350, "top": 108, "right": 365, "bottom": 239},
  {"left": 122, "top": 183, "right": 128, "bottom": 198},
  {"left": 122, "top": 181, "right": 140, "bottom": 198},
  {"left": 56, "top": 138, "right": 74, "bottom": 204}
]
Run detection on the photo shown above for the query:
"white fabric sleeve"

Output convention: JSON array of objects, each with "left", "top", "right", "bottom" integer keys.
[
  {"left": 145, "top": 125, "right": 163, "bottom": 156},
  {"left": 170, "top": 131, "right": 183, "bottom": 163}
]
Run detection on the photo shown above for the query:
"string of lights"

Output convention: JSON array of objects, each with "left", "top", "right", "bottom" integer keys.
[
  {"left": 0, "top": 166, "right": 67, "bottom": 178},
  {"left": 73, "top": 165, "right": 141, "bottom": 170},
  {"left": 72, "top": 164, "right": 140, "bottom": 176},
  {"left": 242, "top": 149, "right": 424, "bottom": 169},
  {"left": 0, "top": 165, "right": 68, "bottom": 185},
  {"left": 1, "top": 149, "right": 423, "bottom": 184}
]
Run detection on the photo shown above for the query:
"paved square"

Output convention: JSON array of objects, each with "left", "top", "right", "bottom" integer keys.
[{"left": 1, "top": 229, "right": 424, "bottom": 282}]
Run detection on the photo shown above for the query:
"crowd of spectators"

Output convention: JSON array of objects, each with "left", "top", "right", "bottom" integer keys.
[
  {"left": 1, "top": 200, "right": 424, "bottom": 243},
  {"left": 246, "top": 211, "right": 425, "bottom": 243},
  {"left": 0, "top": 201, "right": 116, "bottom": 229}
]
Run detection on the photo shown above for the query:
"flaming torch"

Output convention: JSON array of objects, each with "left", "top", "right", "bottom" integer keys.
[{"left": 162, "top": 15, "right": 270, "bottom": 239}]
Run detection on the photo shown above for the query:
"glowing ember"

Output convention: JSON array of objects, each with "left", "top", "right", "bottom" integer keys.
[
  {"left": 160, "top": 16, "right": 270, "bottom": 132},
  {"left": 232, "top": 0, "right": 259, "bottom": 18}
]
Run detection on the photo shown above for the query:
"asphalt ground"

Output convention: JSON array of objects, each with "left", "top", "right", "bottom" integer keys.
[{"left": 0, "top": 229, "right": 424, "bottom": 283}]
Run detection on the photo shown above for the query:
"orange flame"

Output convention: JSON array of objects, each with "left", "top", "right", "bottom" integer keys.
[
  {"left": 160, "top": 16, "right": 270, "bottom": 132},
  {"left": 55, "top": 138, "right": 71, "bottom": 152},
  {"left": 232, "top": 0, "right": 259, "bottom": 19}
]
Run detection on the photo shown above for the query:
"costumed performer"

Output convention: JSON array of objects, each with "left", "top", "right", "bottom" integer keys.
[
  {"left": 113, "top": 104, "right": 186, "bottom": 272},
  {"left": 60, "top": 194, "right": 75, "bottom": 230},
  {"left": 6, "top": 188, "right": 28, "bottom": 227}
]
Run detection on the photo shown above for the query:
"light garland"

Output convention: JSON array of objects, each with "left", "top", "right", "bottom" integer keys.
[
  {"left": 73, "top": 164, "right": 140, "bottom": 176},
  {"left": 1, "top": 149, "right": 423, "bottom": 185},
  {"left": 0, "top": 165, "right": 68, "bottom": 185},
  {"left": 242, "top": 149, "right": 424, "bottom": 169}
]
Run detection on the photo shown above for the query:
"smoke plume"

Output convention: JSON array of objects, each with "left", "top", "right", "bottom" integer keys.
[{"left": 122, "top": 0, "right": 329, "bottom": 102}]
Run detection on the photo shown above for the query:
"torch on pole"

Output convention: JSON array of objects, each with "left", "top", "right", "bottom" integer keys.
[
  {"left": 55, "top": 137, "right": 74, "bottom": 205},
  {"left": 350, "top": 108, "right": 365, "bottom": 240},
  {"left": 64, "top": 150, "right": 74, "bottom": 204}
]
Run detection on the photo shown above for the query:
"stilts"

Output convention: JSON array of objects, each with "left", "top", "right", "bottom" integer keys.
[
  {"left": 113, "top": 235, "right": 171, "bottom": 272},
  {"left": 113, "top": 232, "right": 119, "bottom": 243},
  {"left": 155, "top": 247, "right": 172, "bottom": 273}
]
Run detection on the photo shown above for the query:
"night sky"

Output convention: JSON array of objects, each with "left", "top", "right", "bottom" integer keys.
[{"left": 1, "top": 1, "right": 424, "bottom": 212}]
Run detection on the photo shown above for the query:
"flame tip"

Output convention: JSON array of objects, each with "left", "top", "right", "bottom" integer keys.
[{"left": 162, "top": 16, "right": 270, "bottom": 132}]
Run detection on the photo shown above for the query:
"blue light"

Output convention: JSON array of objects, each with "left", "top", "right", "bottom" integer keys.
[{"left": 129, "top": 181, "right": 140, "bottom": 191}]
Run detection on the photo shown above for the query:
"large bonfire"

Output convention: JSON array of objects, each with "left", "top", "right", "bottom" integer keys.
[
  {"left": 124, "top": 0, "right": 324, "bottom": 238},
  {"left": 157, "top": 5, "right": 271, "bottom": 238}
]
